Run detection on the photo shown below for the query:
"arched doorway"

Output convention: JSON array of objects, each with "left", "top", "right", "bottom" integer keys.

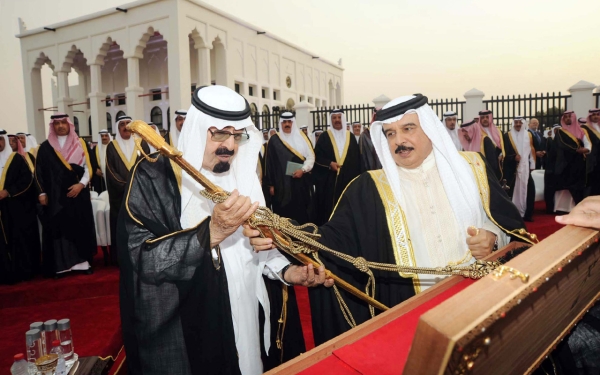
[
  {"left": 151, "top": 106, "right": 163, "bottom": 127},
  {"left": 262, "top": 105, "right": 271, "bottom": 130},
  {"left": 106, "top": 113, "right": 112, "bottom": 133},
  {"left": 116, "top": 110, "right": 126, "bottom": 120},
  {"left": 250, "top": 103, "right": 258, "bottom": 126}
]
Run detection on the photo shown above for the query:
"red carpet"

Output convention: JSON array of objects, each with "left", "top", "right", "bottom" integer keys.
[{"left": 0, "top": 250, "right": 121, "bottom": 373}]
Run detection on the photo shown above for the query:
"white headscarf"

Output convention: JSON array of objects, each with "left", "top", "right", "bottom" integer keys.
[
  {"left": 97, "top": 129, "right": 113, "bottom": 178},
  {"left": 178, "top": 86, "right": 286, "bottom": 373},
  {"left": 371, "top": 95, "right": 484, "bottom": 267},
  {"left": 509, "top": 117, "right": 531, "bottom": 159},
  {"left": 26, "top": 134, "right": 38, "bottom": 151},
  {"left": 114, "top": 115, "right": 135, "bottom": 158},
  {"left": 148, "top": 122, "right": 161, "bottom": 153},
  {"left": 351, "top": 121, "right": 363, "bottom": 142},
  {"left": 442, "top": 111, "right": 462, "bottom": 151},
  {"left": 170, "top": 109, "right": 187, "bottom": 148},
  {"left": 16, "top": 132, "right": 32, "bottom": 153},
  {"left": 278, "top": 112, "right": 315, "bottom": 165},
  {"left": 0, "top": 131, "right": 13, "bottom": 171},
  {"left": 327, "top": 110, "right": 349, "bottom": 157},
  {"left": 309, "top": 130, "right": 322, "bottom": 147},
  {"left": 551, "top": 124, "right": 561, "bottom": 139}
]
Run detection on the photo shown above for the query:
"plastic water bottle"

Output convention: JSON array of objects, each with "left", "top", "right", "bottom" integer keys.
[
  {"left": 57, "top": 319, "right": 74, "bottom": 364},
  {"left": 50, "top": 340, "right": 67, "bottom": 375},
  {"left": 10, "top": 353, "right": 28, "bottom": 375}
]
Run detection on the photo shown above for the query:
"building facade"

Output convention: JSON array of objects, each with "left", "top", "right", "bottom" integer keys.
[{"left": 17, "top": 0, "right": 344, "bottom": 140}]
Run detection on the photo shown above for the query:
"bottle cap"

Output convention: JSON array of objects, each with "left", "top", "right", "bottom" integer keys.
[
  {"left": 43, "top": 319, "right": 58, "bottom": 331},
  {"left": 52, "top": 340, "right": 60, "bottom": 347},
  {"left": 30, "top": 322, "right": 43, "bottom": 331},
  {"left": 25, "top": 329, "right": 41, "bottom": 346},
  {"left": 14, "top": 353, "right": 24, "bottom": 361},
  {"left": 57, "top": 319, "right": 70, "bottom": 331}
]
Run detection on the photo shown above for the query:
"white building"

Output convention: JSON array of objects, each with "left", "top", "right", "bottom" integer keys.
[{"left": 16, "top": 0, "right": 344, "bottom": 140}]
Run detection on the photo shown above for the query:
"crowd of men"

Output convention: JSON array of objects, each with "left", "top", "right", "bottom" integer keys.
[{"left": 1, "top": 85, "right": 599, "bottom": 374}]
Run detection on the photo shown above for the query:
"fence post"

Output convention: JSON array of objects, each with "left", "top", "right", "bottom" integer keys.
[
  {"left": 464, "top": 88, "right": 485, "bottom": 122},
  {"left": 568, "top": 80, "right": 596, "bottom": 118},
  {"left": 372, "top": 94, "right": 391, "bottom": 109},
  {"left": 294, "top": 101, "right": 315, "bottom": 132}
]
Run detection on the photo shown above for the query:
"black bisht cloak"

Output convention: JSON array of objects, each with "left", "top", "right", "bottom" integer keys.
[
  {"left": 118, "top": 155, "right": 240, "bottom": 375},
  {"left": 312, "top": 130, "right": 361, "bottom": 225},
  {"left": 481, "top": 135, "right": 503, "bottom": 181},
  {"left": 582, "top": 125, "right": 600, "bottom": 196},
  {"left": 553, "top": 128, "right": 594, "bottom": 203},
  {"left": 0, "top": 153, "right": 39, "bottom": 284},
  {"left": 263, "top": 133, "right": 313, "bottom": 224},
  {"left": 308, "top": 152, "right": 531, "bottom": 346},
  {"left": 35, "top": 141, "right": 96, "bottom": 276}
]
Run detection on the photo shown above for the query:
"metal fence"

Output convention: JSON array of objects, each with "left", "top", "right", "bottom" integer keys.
[
  {"left": 483, "top": 92, "right": 571, "bottom": 133},
  {"left": 311, "top": 104, "right": 375, "bottom": 131},
  {"left": 429, "top": 98, "right": 465, "bottom": 124},
  {"left": 250, "top": 107, "right": 295, "bottom": 131}
]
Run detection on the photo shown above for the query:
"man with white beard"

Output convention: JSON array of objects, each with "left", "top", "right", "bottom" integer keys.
[
  {"left": 119, "top": 86, "right": 331, "bottom": 375},
  {"left": 503, "top": 117, "right": 536, "bottom": 221}
]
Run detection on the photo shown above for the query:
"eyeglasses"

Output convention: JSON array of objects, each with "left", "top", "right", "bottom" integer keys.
[{"left": 208, "top": 129, "right": 250, "bottom": 143}]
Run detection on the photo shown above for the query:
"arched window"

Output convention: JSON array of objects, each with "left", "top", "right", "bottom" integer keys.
[
  {"left": 151, "top": 106, "right": 163, "bottom": 127},
  {"left": 88, "top": 116, "right": 92, "bottom": 136},
  {"left": 250, "top": 103, "right": 258, "bottom": 126},
  {"left": 262, "top": 105, "right": 270, "bottom": 130},
  {"left": 116, "top": 110, "right": 126, "bottom": 120},
  {"left": 106, "top": 113, "right": 112, "bottom": 133},
  {"left": 167, "top": 107, "right": 171, "bottom": 130},
  {"left": 73, "top": 117, "right": 80, "bottom": 135}
]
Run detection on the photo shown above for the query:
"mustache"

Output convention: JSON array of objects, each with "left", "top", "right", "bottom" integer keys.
[
  {"left": 215, "top": 147, "right": 234, "bottom": 156},
  {"left": 395, "top": 144, "right": 415, "bottom": 154}
]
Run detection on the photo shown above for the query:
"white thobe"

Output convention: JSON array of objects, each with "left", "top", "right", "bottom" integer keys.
[{"left": 396, "top": 153, "right": 508, "bottom": 291}]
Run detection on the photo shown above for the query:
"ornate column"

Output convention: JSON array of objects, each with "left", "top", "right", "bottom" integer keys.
[
  {"left": 56, "top": 70, "right": 74, "bottom": 118},
  {"left": 88, "top": 63, "right": 105, "bottom": 141},
  {"left": 125, "top": 56, "right": 144, "bottom": 121}
]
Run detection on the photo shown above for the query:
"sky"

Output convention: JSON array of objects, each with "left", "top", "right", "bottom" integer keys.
[{"left": 1, "top": 0, "right": 599, "bottom": 134}]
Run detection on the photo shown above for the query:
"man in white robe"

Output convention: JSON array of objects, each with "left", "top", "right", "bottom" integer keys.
[{"left": 442, "top": 110, "right": 462, "bottom": 151}]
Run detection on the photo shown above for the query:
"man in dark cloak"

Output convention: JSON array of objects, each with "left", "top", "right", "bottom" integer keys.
[
  {"left": 106, "top": 115, "right": 149, "bottom": 265},
  {"left": 264, "top": 112, "right": 314, "bottom": 224},
  {"left": 543, "top": 125, "right": 561, "bottom": 213},
  {"left": 312, "top": 109, "right": 361, "bottom": 225},
  {"left": 119, "top": 85, "right": 330, "bottom": 375},
  {"left": 553, "top": 111, "right": 593, "bottom": 204},
  {"left": 479, "top": 110, "right": 505, "bottom": 179},
  {"left": 503, "top": 117, "right": 536, "bottom": 221},
  {"left": 35, "top": 114, "right": 96, "bottom": 277},
  {"left": 528, "top": 118, "right": 546, "bottom": 169},
  {"left": 359, "top": 126, "right": 382, "bottom": 171},
  {"left": 91, "top": 130, "right": 111, "bottom": 193},
  {"left": 246, "top": 95, "right": 534, "bottom": 346},
  {"left": 459, "top": 119, "right": 503, "bottom": 181},
  {"left": 0, "top": 131, "right": 39, "bottom": 283},
  {"left": 582, "top": 109, "right": 600, "bottom": 196}
]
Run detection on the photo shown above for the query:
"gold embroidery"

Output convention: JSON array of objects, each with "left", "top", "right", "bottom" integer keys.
[
  {"left": 275, "top": 134, "right": 306, "bottom": 161},
  {"left": 54, "top": 149, "right": 73, "bottom": 171},
  {"left": 584, "top": 124, "right": 600, "bottom": 140},
  {"left": 145, "top": 217, "right": 208, "bottom": 244},
  {"left": 125, "top": 158, "right": 146, "bottom": 226},
  {"left": 24, "top": 154, "right": 34, "bottom": 173},
  {"left": 327, "top": 129, "right": 351, "bottom": 166},
  {"left": 459, "top": 152, "right": 537, "bottom": 244},
  {"left": 111, "top": 140, "right": 137, "bottom": 171},
  {"left": 529, "top": 132, "right": 536, "bottom": 165},
  {"left": 368, "top": 170, "right": 421, "bottom": 294},
  {"left": 0, "top": 153, "right": 16, "bottom": 190}
]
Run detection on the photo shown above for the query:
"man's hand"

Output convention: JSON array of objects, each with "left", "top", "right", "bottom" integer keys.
[
  {"left": 330, "top": 162, "right": 340, "bottom": 172},
  {"left": 243, "top": 224, "right": 276, "bottom": 251},
  {"left": 210, "top": 190, "right": 258, "bottom": 248},
  {"left": 498, "top": 154, "right": 504, "bottom": 162},
  {"left": 556, "top": 196, "right": 600, "bottom": 229},
  {"left": 67, "top": 183, "right": 84, "bottom": 198},
  {"left": 269, "top": 186, "right": 274, "bottom": 196},
  {"left": 39, "top": 195, "right": 48, "bottom": 206},
  {"left": 577, "top": 147, "right": 590, "bottom": 155},
  {"left": 292, "top": 169, "right": 304, "bottom": 179},
  {"left": 95, "top": 168, "right": 103, "bottom": 177},
  {"left": 0, "top": 190, "right": 9, "bottom": 200},
  {"left": 536, "top": 151, "right": 545, "bottom": 158},
  {"left": 515, "top": 155, "right": 521, "bottom": 162},
  {"left": 284, "top": 264, "right": 334, "bottom": 288},
  {"left": 466, "top": 226, "right": 496, "bottom": 260}
]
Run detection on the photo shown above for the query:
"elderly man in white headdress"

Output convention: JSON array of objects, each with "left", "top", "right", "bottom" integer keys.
[
  {"left": 246, "top": 94, "right": 534, "bottom": 346},
  {"left": 351, "top": 121, "right": 363, "bottom": 143},
  {"left": 119, "top": 85, "right": 331, "bottom": 375},
  {"left": 502, "top": 117, "right": 536, "bottom": 221},
  {"left": 312, "top": 109, "right": 361, "bottom": 225},
  {"left": 264, "top": 112, "right": 315, "bottom": 224},
  {"left": 165, "top": 109, "right": 187, "bottom": 147},
  {"left": 105, "top": 115, "right": 149, "bottom": 264},
  {"left": 442, "top": 110, "right": 462, "bottom": 150}
]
